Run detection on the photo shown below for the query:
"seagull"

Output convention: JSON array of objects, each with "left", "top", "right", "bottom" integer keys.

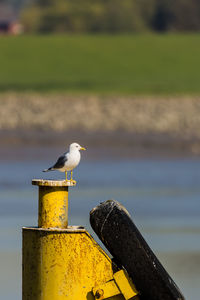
[{"left": 43, "top": 142, "right": 86, "bottom": 182}]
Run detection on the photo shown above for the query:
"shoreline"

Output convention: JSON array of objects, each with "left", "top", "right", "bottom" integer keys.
[
  {"left": 1, "top": 93, "right": 200, "bottom": 158},
  {"left": 1, "top": 129, "right": 200, "bottom": 159}
]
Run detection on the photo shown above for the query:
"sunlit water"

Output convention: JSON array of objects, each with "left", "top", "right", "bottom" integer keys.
[{"left": 0, "top": 148, "right": 200, "bottom": 300}]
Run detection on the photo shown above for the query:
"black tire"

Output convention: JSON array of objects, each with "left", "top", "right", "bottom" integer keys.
[{"left": 90, "top": 200, "right": 185, "bottom": 300}]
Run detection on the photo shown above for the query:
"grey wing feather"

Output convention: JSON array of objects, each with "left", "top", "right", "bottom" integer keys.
[{"left": 52, "top": 153, "right": 68, "bottom": 169}]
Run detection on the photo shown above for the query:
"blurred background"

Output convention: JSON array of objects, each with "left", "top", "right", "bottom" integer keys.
[{"left": 0, "top": 1, "right": 200, "bottom": 299}]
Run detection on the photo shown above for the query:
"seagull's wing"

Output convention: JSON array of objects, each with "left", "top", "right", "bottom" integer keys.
[{"left": 52, "top": 152, "right": 68, "bottom": 169}]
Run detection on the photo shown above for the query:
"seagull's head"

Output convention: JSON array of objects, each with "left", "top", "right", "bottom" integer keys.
[{"left": 69, "top": 142, "right": 86, "bottom": 152}]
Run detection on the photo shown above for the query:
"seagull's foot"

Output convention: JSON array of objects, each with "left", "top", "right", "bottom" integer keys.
[{"left": 70, "top": 179, "right": 76, "bottom": 184}]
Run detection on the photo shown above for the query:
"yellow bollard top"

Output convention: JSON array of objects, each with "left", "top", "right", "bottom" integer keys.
[{"left": 32, "top": 179, "right": 76, "bottom": 187}]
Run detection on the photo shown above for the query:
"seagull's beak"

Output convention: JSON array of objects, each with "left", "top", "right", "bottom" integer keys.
[{"left": 80, "top": 146, "right": 86, "bottom": 151}]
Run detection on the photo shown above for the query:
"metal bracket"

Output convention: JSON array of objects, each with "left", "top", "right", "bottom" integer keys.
[{"left": 92, "top": 269, "right": 139, "bottom": 299}]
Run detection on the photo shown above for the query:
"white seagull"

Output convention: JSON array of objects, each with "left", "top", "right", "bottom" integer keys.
[{"left": 43, "top": 142, "right": 86, "bottom": 182}]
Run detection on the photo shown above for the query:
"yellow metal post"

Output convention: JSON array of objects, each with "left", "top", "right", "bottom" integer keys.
[
  {"left": 32, "top": 179, "right": 73, "bottom": 228},
  {"left": 22, "top": 179, "right": 139, "bottom": 300}
]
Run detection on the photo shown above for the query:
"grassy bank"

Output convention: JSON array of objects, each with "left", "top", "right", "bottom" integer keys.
[{"left": 0, "top": 34, "right": 200, "bottom": 94}]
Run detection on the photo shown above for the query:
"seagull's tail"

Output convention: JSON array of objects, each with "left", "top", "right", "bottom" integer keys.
[{"left": 43, "top": 167, "right": 54, "bottom": 172}]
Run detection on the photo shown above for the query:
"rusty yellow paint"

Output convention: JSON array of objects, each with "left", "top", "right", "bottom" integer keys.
[
  {"left": 92, "top": 270, "right": 138, "bottom": 300},
  {"left": 38, "top": 186, "right": 68, "bottom": 228},
  {"left": 32, "top": 179, "right": 73, "bottom": 228},
  {"left": 93, "top": 279, "right": 121, "bottom": 298},
  {"left": 32, "top": 179, "right": 76, "bottom": 187},
  {"left": 114, "top": 270, "right": 139, "bottom": 299},
  {"left": 23, "top": 227, "right": 124, "bottom": 300},
  {"left": 23, "top": 179, "right": 139, "bottom": 300}
]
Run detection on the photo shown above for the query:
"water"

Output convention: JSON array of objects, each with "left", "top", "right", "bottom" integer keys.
[{"left": 0, "top": 146, "right": 200, "bottom": 300}]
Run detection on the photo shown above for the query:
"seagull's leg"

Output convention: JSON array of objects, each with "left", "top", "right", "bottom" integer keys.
[
  {"left": 65, "top": 171, "right": 68, "bottom": 181},
  {"left": 70, "top": 170, "right": 76, "bottom": 184}
]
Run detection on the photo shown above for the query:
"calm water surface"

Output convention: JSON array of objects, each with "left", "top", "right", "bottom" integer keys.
[{"left": 0, "top": 147, "right": 200, "bottom": 300}]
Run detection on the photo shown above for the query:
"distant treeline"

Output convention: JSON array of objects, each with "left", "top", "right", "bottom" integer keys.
[{"left": 20, "top": 0, "right": 200, "bottom": 33}]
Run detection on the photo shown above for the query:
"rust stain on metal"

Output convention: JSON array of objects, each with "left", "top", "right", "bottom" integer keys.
[
  {"left": 32, "top": 179, "right": 76, "bottom": 187},
  {"left": 23, "top": 228, "right": 123, "bottom": 299},
  {"left": 37, "top": 184, "right": 69, "bottom": 228}
]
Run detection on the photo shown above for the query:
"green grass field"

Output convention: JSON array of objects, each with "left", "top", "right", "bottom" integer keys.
[{"left": 0, "top": 34, "right": 200, "bottom": 94}]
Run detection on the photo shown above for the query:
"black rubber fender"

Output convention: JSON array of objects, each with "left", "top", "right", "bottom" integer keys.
[{"left": 90, "top": 200, "right": 185, "bottom": 300}]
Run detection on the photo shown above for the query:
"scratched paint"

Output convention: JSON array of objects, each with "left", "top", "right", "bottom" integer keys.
[
  {"left": 37, "top": 183, "right": 69, "bottom": 228},
  {"left": 23, "top": 228, "right": 125, "bottom": 299}
]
